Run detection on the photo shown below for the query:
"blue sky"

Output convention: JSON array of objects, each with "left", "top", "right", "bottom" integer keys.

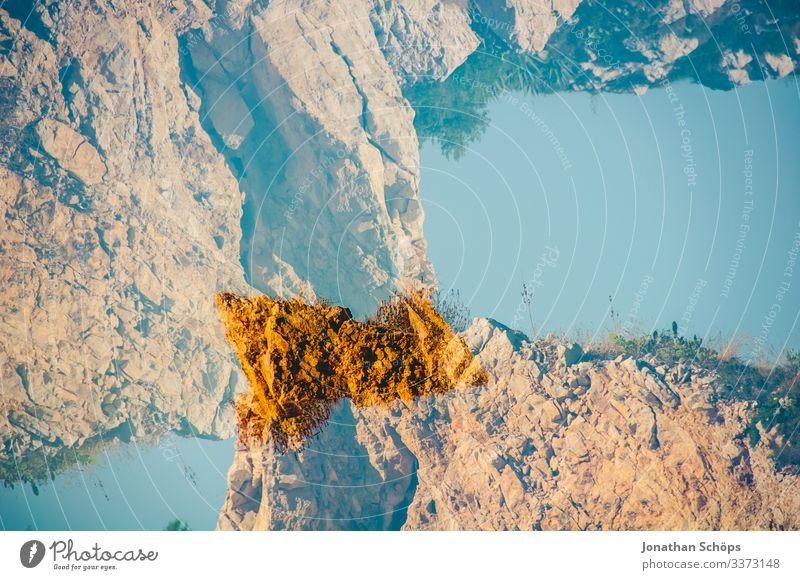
[{"left": 421, "top": 77, "right": 800, "bottom": 360}]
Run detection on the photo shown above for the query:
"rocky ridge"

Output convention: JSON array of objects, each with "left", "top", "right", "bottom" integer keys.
[{"left": 219, "top": 318, "right": 800, "bottom": 530}]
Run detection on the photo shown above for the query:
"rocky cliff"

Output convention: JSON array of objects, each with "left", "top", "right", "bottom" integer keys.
[
  {"left": 1, "top": 0, "right": 798, "bottom": 489},
  {"left": 0, "top": 1, "right": 253, "bottom": 478},
  {"left": 218, "top": 318, "right": 800, "bottom": 530}
]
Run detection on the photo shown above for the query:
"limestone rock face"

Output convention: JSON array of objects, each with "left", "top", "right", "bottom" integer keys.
[
  {"left": 0, "top": 0, "right": 481, "bottom": 477},
  {"left": 35, "top": 119, "right": 106, "bottom": 184},
  {"left": 182, "top": 0, "right": 462, "bottom": 314},
  {"left": 473, "top": 0, "right": 582, "bottom": 54},
  {"left": 0, "top": 2, "right": 252, "bottom": 471},
  {"left": 218, "top": 319, "right": 800, "bottom": 530},
  {"left": 370, "top": 0, "right": 480, "bottom": 83}
]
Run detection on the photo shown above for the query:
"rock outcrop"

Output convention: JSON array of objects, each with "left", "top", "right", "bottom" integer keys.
[
  {"left": 537, "top": 0, "right": 799, "bottom": 92},
  {"left": 215, "top": 291, "right": 487, "bottom": 450},
  {"left": 218, "top": 319, "right": 800, "bottom": 530},
  {"left": 473, "top": 0, "right": 582, "bottom": 54}
]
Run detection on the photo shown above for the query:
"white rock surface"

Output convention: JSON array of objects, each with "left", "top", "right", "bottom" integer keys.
[
  {"left": 371, "top": 0, "right": 480, "bottom": 83},
  {"left": 473, "top": 0, "right": 581, "bottom": 54},
  {"left": 0, "top": 2, "right": 252, "bottom": 466},
  {"left": 182, "top": 0, "right": 480, "bottom": 313},
  {"left": 218, "top": 319, "right": 800, "bottom": 530},
  {"left": 1, "top": 0, "right": 798, "bottom": 486}
]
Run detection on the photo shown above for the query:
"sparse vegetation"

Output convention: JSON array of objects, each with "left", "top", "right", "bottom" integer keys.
[
  {"left": 521, "top": 283, "right": 535, "bottom": 338},
  {"left": 0, "top": 445, "right": 96, "bottom": 491},
  {"left": 607, "top": 323, "right": 714, "bottom": 366},
  {"left": 431, "top": 288, "right": 471, "bottom": 333},
  {"left": 587, "top": 323, "right": 800, "bottom": 470}
]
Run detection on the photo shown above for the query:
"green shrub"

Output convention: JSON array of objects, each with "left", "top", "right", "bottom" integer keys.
[
  {"left": 164, "top": 519, "right": 190, "bottom": 531},
  {"left": 608, "top": 323, "right": 713, "bottom": 366},
  {"left": 0, "top": 446, "right": 96, "bottom": 492},
  {"left": 403, "top": 25, "right": 578, "bottom": 160}
]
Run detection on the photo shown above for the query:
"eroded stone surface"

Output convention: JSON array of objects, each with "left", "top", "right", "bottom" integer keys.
[
  {"left": 0, "top": 2, "right": 252, "bottom": 474},
  {"left": 219, "top": 319, "right": 800, "bottom": 530}
]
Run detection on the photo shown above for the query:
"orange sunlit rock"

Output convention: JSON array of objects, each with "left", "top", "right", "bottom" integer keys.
[{"left": 216, "top": 291, "right": 487, "bottom": 451}]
